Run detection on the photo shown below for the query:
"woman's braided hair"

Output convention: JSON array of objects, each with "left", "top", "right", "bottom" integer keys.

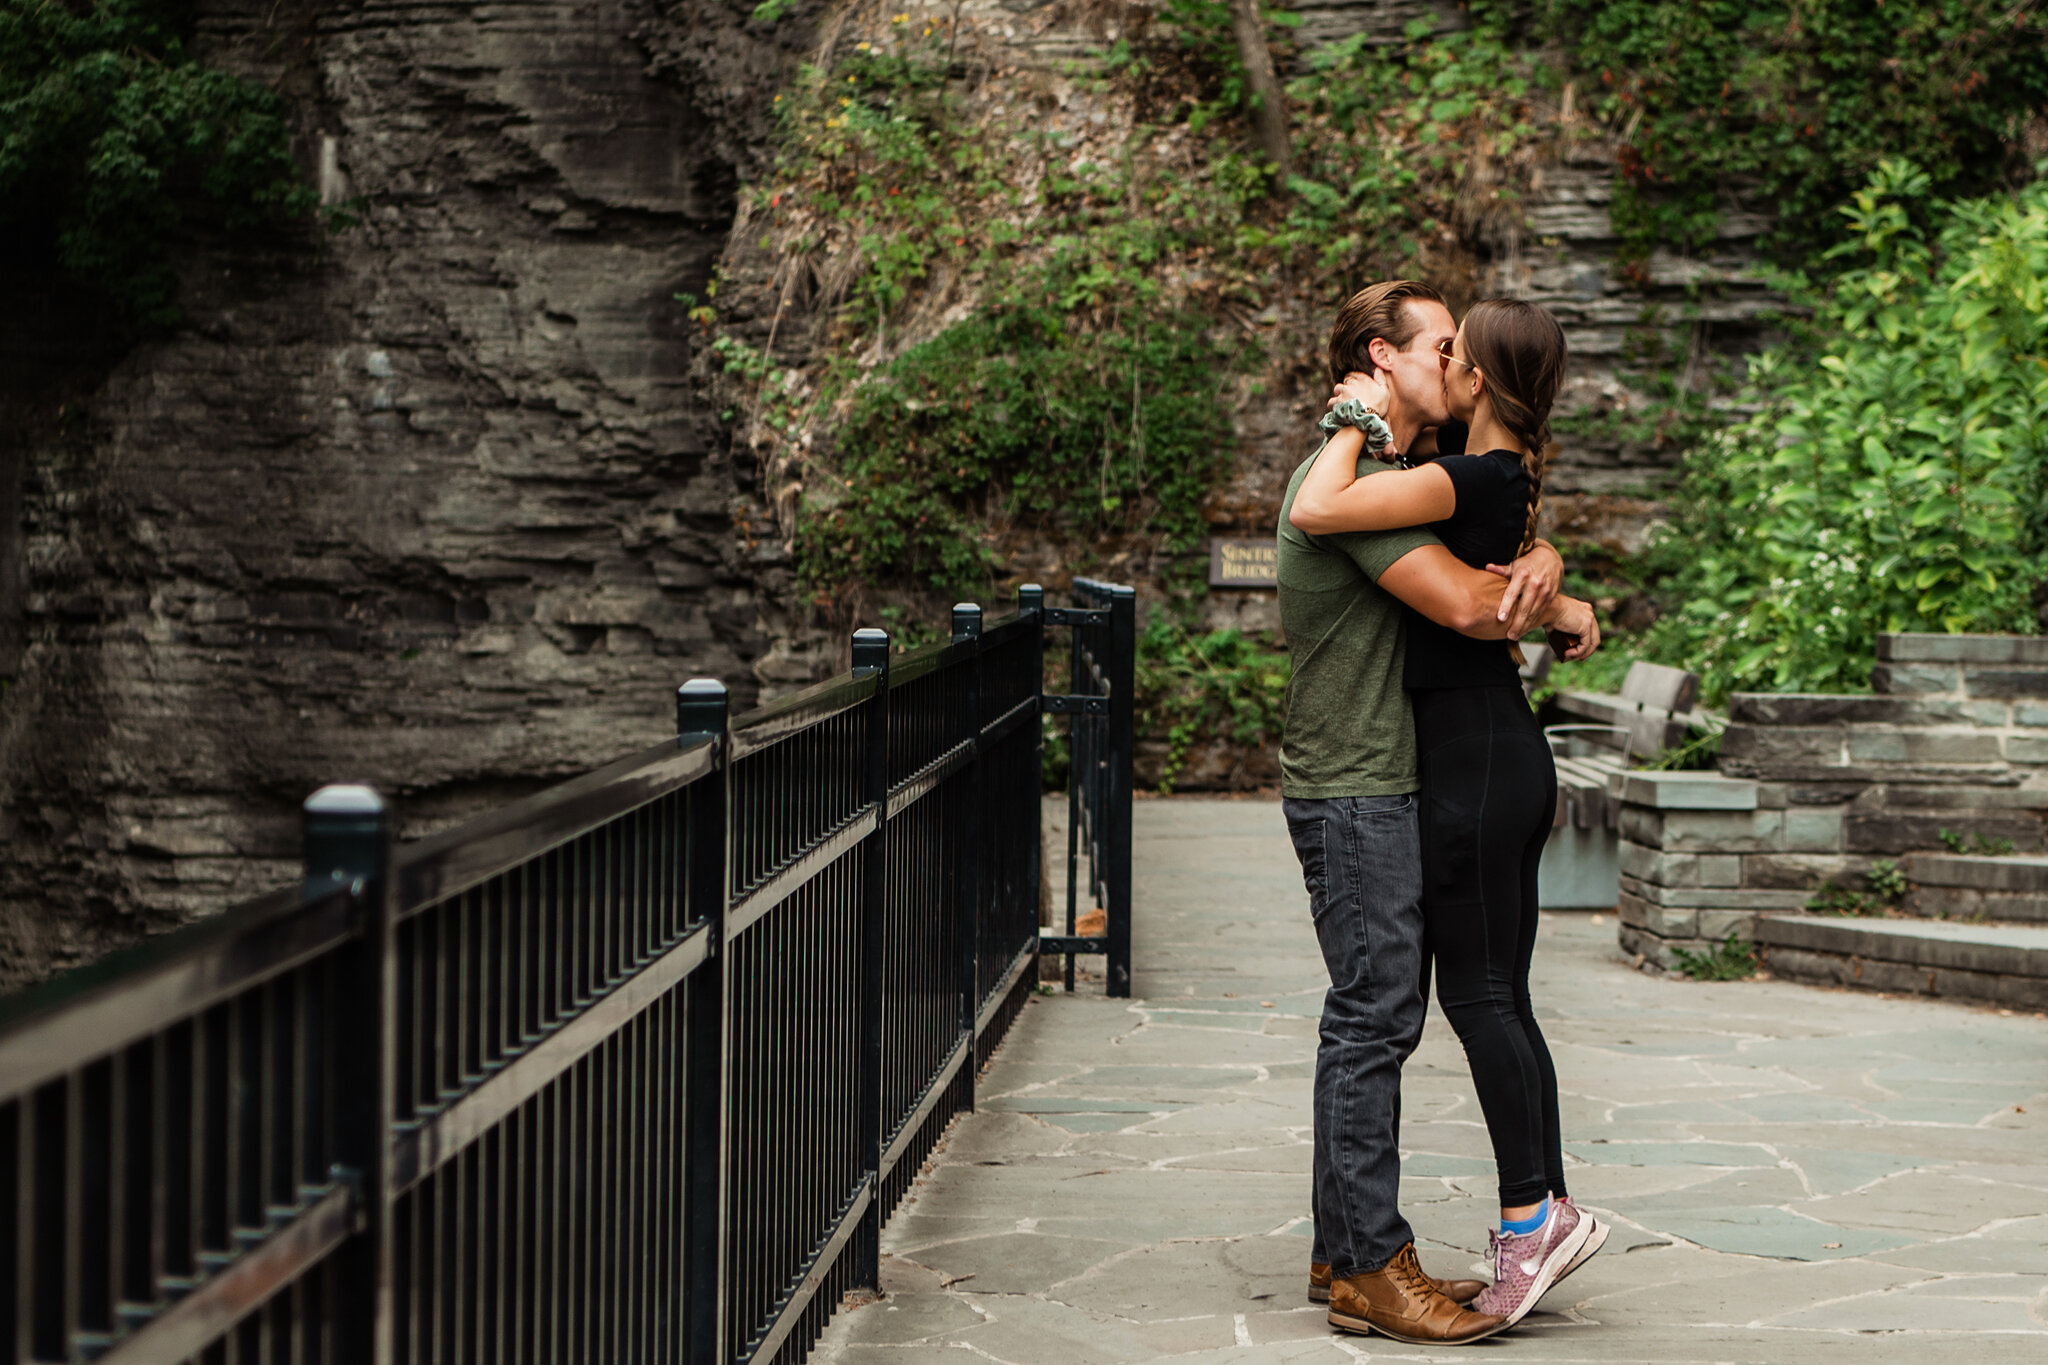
[{"left": 1459, "top": 298, "right": 1567, "bottom": 556}]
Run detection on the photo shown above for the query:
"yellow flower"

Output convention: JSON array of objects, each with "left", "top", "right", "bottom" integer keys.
[
  {"left": 892, "top": 12, "right": 908, "bottom": 21},
  {"left": 856, "top": 41, "right": 870, "bottom": 51}
]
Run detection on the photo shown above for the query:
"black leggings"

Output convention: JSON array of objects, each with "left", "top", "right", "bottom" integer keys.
[{"left": 1413, "top": 685, "right": 1566, "bottom": 1208}]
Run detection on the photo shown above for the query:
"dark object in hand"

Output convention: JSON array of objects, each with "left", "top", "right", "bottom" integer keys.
[{"left": 1546, "top": 627, "right": 1580, "bottom": 659}]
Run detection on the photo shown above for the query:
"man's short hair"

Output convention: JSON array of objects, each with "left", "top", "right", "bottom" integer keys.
[{"left": 1327, "top": 280, "right": 1446, "bottom": 383}]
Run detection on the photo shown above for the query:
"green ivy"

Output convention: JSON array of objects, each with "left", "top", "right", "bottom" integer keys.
[
  {"left": 1611, "top": 161, "right": 2048, "bottom": 702},
  {"left": 1533, "top": 0, "right": 2048, "bottom": 265},
  {"left": 0, "top": 0, "right": 315, "bottom": 324}
]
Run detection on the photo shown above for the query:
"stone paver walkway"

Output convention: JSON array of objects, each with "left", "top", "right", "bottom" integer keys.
[{"left": 815, "top": 799, "right": 2048, "bottom": 1362}]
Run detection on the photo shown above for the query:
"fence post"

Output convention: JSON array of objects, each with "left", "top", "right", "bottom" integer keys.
[
  {"left": 677, "top": 680, "right": 730, "bottom": 1365},
  {"left": 1017, "top": 585, "right": 1045, "bottom": 982},
  {"left": 951, "top": 604, "right": 983, "bottom": 1068},
  {"left": 850, "top": 628, "right": 890, "bottom": 1291},
  {"left": 1106, "top": 586, "right": 1136, "bottom": 998},
  {"left": 306, "top": 784, "right": 396, "bottom": 1365}
]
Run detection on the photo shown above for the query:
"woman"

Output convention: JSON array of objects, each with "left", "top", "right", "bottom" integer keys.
[{"left": 1289, "top": 298, "right": 1607, "bottom": 1328}]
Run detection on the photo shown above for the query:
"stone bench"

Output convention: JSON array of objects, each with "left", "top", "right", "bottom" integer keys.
[{"left": 1538, "top": 661, "right": 1715, "bottom": 911}]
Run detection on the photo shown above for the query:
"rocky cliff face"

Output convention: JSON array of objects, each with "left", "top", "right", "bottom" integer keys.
[
  {"left": 0, "top": 0, "right": 1779, "bottom": 985},
  {"left": 0, "top": 0, "right": 812, "bottom": 987}
]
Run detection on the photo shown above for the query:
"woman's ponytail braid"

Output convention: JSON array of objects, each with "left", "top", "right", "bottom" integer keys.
[{"left": 1461, "top": 299, "right": 1567, "bottom": 561}]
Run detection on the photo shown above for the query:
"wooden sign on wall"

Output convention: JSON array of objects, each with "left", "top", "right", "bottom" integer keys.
[{"left": 1208, "top": 538, "right": 1278, "bottom": 588}]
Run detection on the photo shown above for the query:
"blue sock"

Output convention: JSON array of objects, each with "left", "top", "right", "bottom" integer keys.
[{"left": 1501, "top": 1197, "right": 1550, "bottom": 1236}]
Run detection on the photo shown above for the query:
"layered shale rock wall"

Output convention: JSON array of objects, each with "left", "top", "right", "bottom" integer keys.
[{"left": 0, "top": 0, "right": 816, "bottom": 986}]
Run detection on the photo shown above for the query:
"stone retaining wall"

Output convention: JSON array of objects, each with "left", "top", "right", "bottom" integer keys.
[{"left": 1617, "top": 633, "right": 2048, "bottom": 970}]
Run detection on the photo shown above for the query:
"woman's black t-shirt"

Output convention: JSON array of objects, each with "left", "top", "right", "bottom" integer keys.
[{"left": 1402, "top": 423, "right": 1531, "bottom": 691}]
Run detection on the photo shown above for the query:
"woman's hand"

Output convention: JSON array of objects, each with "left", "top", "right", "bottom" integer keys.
[
  {"left": 1543, "top": 596, "right": 1603, "bottom": 662},
  {"left": 1328, "top": 369, "right": 1391, "bottom": 416}
]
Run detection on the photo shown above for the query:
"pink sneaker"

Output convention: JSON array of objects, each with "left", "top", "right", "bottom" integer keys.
[
  {"left": 1551, "top": 1196, "right": 1608, "bottom": 1288},
  {"left": 1470, "top": 1199, "right": 1592, "bottom": 1327}
]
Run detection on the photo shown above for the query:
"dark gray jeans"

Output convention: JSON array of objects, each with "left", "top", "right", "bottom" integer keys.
[{"left": 1283, "top": 793, "right": 1427, "bottom": 1278}]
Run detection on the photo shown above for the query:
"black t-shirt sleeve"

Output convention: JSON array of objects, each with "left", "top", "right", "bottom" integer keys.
[{"left": 1433, "top": 454, "right": 1515, "bottom": 519}]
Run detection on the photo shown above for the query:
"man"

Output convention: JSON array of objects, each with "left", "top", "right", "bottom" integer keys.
[{"left": 1277, "top": 280, "right": 1572, "bottom": 1345}]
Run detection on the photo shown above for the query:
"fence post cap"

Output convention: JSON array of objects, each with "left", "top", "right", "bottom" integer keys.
[
  {"left": 852, "top": 627, "right": 890, "bottom": 672},
  {"left": 304, "top": 784, "right": 385, "bottom": 816},
  {"left": 951, "top": 602, "right": 982, "bottom": 642},
  {"left": 677, "top": 678, "right": 728, "bottom": 698}
]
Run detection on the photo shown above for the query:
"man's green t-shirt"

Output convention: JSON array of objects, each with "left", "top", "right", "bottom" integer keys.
[{"left": 1275, "top": 446, "right": 1437, "bottom": 797}]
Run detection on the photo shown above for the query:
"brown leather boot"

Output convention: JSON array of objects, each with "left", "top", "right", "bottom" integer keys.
[
  {"left": 1325, "top": 1244, "right": 1509, "bottom": 1344},
  {"left": 1309, "top": 1259, "right": 1486, "bottom": 1307}
]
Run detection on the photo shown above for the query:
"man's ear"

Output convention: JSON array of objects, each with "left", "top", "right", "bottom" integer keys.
[{"left": 1365, "top": 336, "right": 1397, "bottom": 373}]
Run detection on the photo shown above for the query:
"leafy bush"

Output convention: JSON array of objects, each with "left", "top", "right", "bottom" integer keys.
[
  {"left": 1534, "top": 0, "right": 2048, "bottom": 264},
  {"left": 796, "top": 303, "right": 1235, "bottom": 594},
  {"left": 1134, "top": 613, "right": 1289, "bottom": 794},
  {"left": 1614, "top": 162, "right": 2048, "bottom": 701},
  {"left": 0, "top": 0, "right": 315, "bottom": 323}
]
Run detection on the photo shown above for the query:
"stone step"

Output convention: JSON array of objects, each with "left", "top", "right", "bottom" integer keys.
[
  {"left": 1901, "top": 853, "right": 2048, "bottom": 923},
  {"left": 1755, "top": 914, "right": 2048, "bottom": 1010}
]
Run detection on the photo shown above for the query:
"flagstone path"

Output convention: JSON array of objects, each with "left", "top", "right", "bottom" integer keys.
[{"left": 812, "top": 798, "right": 2048, "bottom": 1362}]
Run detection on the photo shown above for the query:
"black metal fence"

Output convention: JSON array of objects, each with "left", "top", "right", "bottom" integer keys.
[
  {"left": 0, "top": 582, "right": 1104, "bottom": 1365},
  {"left": 1037, "top": 578, "right": 1135, "bottom": 997}
]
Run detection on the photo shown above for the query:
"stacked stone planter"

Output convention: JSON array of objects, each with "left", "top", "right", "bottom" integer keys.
[
  {"left": 1616, "top": 634, "right": 2048, "bottom": 974},
  {"left": 1615, "top": 771, "right": 1810, "bottom": 968}
]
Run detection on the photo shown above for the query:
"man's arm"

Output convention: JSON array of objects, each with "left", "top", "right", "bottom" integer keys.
[
  {"left": 1377, "top": 546, "right": 1521, "bottom": 638},
  {"left": 1378, "top": 539, "right": 1567, "bottom": 639}
]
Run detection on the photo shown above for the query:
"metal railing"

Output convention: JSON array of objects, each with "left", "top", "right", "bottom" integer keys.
[
  {"left": 0, "top": 587, "right": 1062, "bottom": 1365},
  {"left": 1037, "top": 579, "right": 1135, "bottom": 997}
]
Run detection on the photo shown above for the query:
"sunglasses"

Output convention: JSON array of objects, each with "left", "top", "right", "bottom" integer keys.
[{"left": 1436, "top": 338, "right": 1476, "bottom": 374}]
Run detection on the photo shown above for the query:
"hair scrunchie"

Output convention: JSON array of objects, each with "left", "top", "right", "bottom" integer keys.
[{"left": 1318, "top": 397, "right": 1395, "bottom": 459}]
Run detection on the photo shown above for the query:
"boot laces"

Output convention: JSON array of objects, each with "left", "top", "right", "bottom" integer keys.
[{"left": 1391, "top": 1248, "right": 1434, "bottom": 1299}]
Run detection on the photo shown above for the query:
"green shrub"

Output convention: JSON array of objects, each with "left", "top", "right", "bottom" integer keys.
[
  {"left": 1612, "top": 161, "right": 2048, "bottom": 702},
  {"left": 1534, "top": 0, "right": 2048, "bottom": 264},
  {"left": 0, "top": 0, "right": 315, "bottom": 323},
  {"left": 796, "top": 304, "right": 1236, "bottom": 595},
  {"left": 1134, "top": 612, "right": 1290, "bottom": 793}
]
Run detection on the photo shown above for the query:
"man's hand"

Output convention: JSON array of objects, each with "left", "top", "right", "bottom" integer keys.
[
  {"left": 1485, "top": 540, "right": 1563, "bottom": 639},
  {"left": 1544, "top": 596, "right": 1603, "bottom": 661},
  {"left": 1328, "top": 370, "right": 1392, "bottom": 415}
]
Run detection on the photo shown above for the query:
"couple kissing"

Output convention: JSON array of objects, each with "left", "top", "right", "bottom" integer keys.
[{"left": 1276, "top": 280, "right": 1605, "bottom": 1345}]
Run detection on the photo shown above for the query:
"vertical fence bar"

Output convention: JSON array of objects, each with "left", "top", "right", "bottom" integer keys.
[
  {"left": 1105, "top": 587, "right": 1136, "bottom": 998},
  {"left": 950, "top": 605, "right": 983, "bottom": 1066},
  {"left": 677, "top": 680, "right": 729, "bottom": 1365},
  {"left": 850, "top": 628, "right": 889, "bottom": 1293},
  {"left": 305, "top": 784, "right": 396, "bottom": 1365}
]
